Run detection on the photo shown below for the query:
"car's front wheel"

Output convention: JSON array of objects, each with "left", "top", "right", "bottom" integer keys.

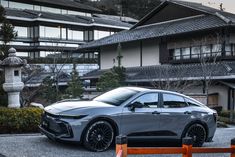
[
  {"left": 184, "top": 123, "right": 206, "bottom": 147},
  {"left": 83, "top": 120, "right": 114, "bottom": 152}
]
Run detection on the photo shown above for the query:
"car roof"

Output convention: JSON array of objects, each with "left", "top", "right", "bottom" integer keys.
[{"left": 123, "top": 86, "right": 188, "bottom": 97}]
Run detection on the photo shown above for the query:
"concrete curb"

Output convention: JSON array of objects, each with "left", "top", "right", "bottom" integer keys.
[{"left": 0, "top": 133, "right": 42, "bottom": 137}]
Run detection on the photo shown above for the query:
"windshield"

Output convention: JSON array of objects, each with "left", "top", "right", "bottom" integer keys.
[{"left": 94, "top": 88, "right": 139, "bottom": 106}]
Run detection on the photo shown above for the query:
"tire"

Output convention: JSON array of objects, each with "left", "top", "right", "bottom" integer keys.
[
  {"left": 184, "top": 124, "right": 206, "bottom": 147},
  {"left": 83, "top": 120, "right": 114, "bottom": 152}
]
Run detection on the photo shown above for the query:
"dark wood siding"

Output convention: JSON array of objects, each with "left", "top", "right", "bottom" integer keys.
[
  {"left": 159, "top": 41, "right": 169, "bottom": 64},
  {"left": 142, "top": 3, "right": 203, "bottom": 27}
]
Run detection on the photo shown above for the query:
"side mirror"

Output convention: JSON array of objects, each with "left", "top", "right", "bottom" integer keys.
[{"left": 128, "top": 101, "right": 143, "bottom": 111}]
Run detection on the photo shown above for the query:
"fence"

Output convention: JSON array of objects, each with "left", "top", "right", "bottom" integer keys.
[{"left": 116, "top": 136, "right": 235, "bottom": 157}]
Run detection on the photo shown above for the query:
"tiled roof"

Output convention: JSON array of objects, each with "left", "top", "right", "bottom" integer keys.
[
  {"left": 77, "top": 0, "right": 235, "bottom": 50},
  {"left": 78, "top": 14, "right": 229, "bottom": 49},
  {"left": 6, "top": 8, "right": 132, "bottom": 28},
  {"left": 24, "top": 71, "right": 70, "bottom": 85},
  {"left": 82, "top": 61, "right": 235, "bottom": 82}
]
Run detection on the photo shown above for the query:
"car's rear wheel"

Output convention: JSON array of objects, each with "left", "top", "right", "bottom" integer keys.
[
  {"left": 185, "top": 124, "right": 206, "bottom": 147},
  {"left": 83, "top": 120, "right": 114, "bottom": 152}
]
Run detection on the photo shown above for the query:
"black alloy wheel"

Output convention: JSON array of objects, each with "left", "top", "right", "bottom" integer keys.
[
  {"left": 185, "top": 124, "right": 206, "bottom": 147},
  {"left": 83, "top": 121, "right": 114, "bottom": 152}
]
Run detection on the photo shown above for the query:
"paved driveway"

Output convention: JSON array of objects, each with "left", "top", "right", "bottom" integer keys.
[{"left": 0, "top": 127, "right": 234, "bottom": 157}]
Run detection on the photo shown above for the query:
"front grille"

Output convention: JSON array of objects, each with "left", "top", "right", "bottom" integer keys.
[{"left": 41, "top": 112, "right": 73, "bottom": 138}]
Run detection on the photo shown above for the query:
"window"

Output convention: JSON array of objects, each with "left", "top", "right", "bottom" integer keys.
[
  {"left": 163, "top": 93, "right": 187, "bottom": 108},
  {"left": 68, "top": 29, "right": 84, "bottom": 40},
  {"left": 181, "top": 47, "right": 190, "bottom": 59},
  {"left": 14, "top": 26, "right": 28, "bottom": 37},
  {"left": 9, "top": 1, "right": 33, "bottom": 10},
  {"left": 94, "top": 30, "right": 110, "bottom": 40},
  {"left": 40, "top": 26, "right": 61, "bottom": 39},
  {"left": 201, "top": 45, "right": 211, "bottom": 58},
  {"left": 1, "top": 0, "right": 9, "bottom": 7},
  {"left": 16, "top": 52, "right": 28, "bottom": 57},
  {"left": 68, "top": 10, "right": 86, "bottom": 16},
  {"left": 61, "top": 28, "right": 66, "bottom": 39},
  {"left": 132, "top": 93, "right": 159, "bottom": 108},
  {"left": 212, "top": 44, "right": 222, "bottom": 57},
  {"left": 174, "top": 48, "right": 181, "bottom": 60},
  {"left": 34, "top": 5, "right": 41, "bottom": 11},
  {"left": 61, "top": 9, "right": 68, "bottom": 14},
  {"left": 191, "top": 46, "right": 200, "bottom": 59},
  {"left": 41, "top": 6, "right": 61, "bottom": 14},
  {"left": 225, "top": 44, "right": 232, "bottom": 56},
  {"left": 186, "top": 98, "right": 205, "bottom": 107}
]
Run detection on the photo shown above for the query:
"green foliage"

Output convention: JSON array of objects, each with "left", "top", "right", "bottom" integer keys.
[
  {"left": 82, "top": 0, "right": 161, "bottom": 19},
  {"left": 96, "top": 66, "right": 126, "bottom": 92},
  {"left": 112, "top": 66, "right": 126, "bottom": 84},
  {"left": 0, "top": 5, "right": 5, "bottom": 22},
  {"left": 0, "top": 107, "right": 43, "bottom": 133},
  {"left": 0, "top": 5, "right": 17, "bottom": 56},
  {"left": 96, "top": 71, "right": 120, "bottom": 92},
  {"left": 219, "top": 110, "right": 235, "bottom": 118},
  {"left": 40, "top": 76, "right": 59, "bottom": 104},
  {"left": 0, "top": 72, "right": 7, "bottom": 107},
  {"left": 65, "top": 65, "right": 83, "bottom": 99}
]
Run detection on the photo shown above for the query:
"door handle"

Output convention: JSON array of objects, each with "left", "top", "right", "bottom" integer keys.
[
  {"left": 184, "top": 111, "right": 191, "bottom": 115},
  {"left": 152, "top": 111, "right": 160, "bottom": 115}
]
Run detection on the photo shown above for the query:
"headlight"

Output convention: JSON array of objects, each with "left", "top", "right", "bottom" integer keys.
[{"left": 58, "top": 114, "right": 87, "bottom": 119}]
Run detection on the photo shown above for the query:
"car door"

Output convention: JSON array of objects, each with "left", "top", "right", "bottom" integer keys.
[
  {"left": 120, "top": 92, "right": 161, "bottom": 139},
  {"left": 158, "top": 93, "right": 192, "bottom": 138}
]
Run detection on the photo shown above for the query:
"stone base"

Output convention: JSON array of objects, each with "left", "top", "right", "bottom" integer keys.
[{"left": 7, "top": 92, "right": 21, "bottom": 108}]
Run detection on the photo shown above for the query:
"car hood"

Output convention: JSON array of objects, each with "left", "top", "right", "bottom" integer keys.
[{"left": 44, "top": 100, "right": 114, "bottom": 114}]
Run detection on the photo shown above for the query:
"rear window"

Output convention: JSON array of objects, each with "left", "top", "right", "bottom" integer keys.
[
  {"left": 185, "top": 98, "right": 206, "bottom": 108},
  {"left": 163, "top": 93, "right": 188, "bottom": 108}
]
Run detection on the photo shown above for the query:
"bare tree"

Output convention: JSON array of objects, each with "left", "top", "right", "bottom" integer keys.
[
  {"left": 196, "top": 32, "right": 223, "bottom": 106},
  {"left": 148, "top": 65, "right": 198, "bottom": 93}
]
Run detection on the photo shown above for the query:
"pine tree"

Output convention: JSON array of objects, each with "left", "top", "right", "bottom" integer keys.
[
  {"left": 0, "top": 5, "right": 17, "bottom": 57},
  {"left": 65, "top": 64, "right": 83, "bottom": 99}
]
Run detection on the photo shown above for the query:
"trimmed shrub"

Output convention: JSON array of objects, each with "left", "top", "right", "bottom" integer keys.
[
  {"left": 0, "top": 107, "right": 43, "bottom": 134},
  {"left": 219, "top": 110, "right": 235, "bottom": 118}
]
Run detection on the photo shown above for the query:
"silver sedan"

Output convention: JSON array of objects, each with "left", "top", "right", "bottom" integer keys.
[{"left": 39, "top": 87, "right": 217, "bottom": 152}]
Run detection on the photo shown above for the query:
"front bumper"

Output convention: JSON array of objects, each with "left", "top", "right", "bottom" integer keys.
[{"left": 40, "top": 112, "right": 74, "bottom": 141}]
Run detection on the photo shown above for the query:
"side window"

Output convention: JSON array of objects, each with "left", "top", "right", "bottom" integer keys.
[
  {"left": 132, "top": 93, "right": 159, "bottom": 108},
  {"left": 186, "top": 98, "right": 202, "bottom": 107},
  {"left": 163, "top": 93, "right": 188, "bottom": 108}
]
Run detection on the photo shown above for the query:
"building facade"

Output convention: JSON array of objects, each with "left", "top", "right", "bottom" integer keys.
[
  {"left": 0, "top": 0, "right": 135, "bottom": 75},
  {"left": 79, "top": 0, "right": 235, "bottom": 110}
]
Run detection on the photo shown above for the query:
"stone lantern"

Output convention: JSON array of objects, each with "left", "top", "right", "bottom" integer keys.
[{"left": 0, "top": 48, "right": 27, "bottom": 108}]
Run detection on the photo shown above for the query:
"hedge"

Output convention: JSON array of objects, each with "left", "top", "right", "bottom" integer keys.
[
  {"left": 219, "top": 110, "right": 235, "bottom": 118},
  {"left": 0, "top": 107, "right": 43, "bottom": 134}
]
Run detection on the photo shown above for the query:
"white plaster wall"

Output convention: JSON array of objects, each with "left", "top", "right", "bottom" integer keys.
[
  {"left": 100, "top": 45, "right": 118, "bottom": 69},
  {"left": 121, "top": 41, "right": 140, "bottom": 68},
  {"left": 100, "top": 42, "right": 141, "bottom": 69},
  {"left": 142, "top": 39, "right": 160, "bottom": 66},
  {"left": 183, "top": 85, "right": 229, "bottom": 109}
]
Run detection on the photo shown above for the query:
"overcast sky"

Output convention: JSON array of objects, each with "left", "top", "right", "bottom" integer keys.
[{"left": 181, "top": 0, "right": 235, "bottom": 13}]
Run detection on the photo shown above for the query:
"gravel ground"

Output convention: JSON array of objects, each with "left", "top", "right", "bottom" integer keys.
[{"left": 0, "top": 127, "right": 234, "bottom": 157}]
